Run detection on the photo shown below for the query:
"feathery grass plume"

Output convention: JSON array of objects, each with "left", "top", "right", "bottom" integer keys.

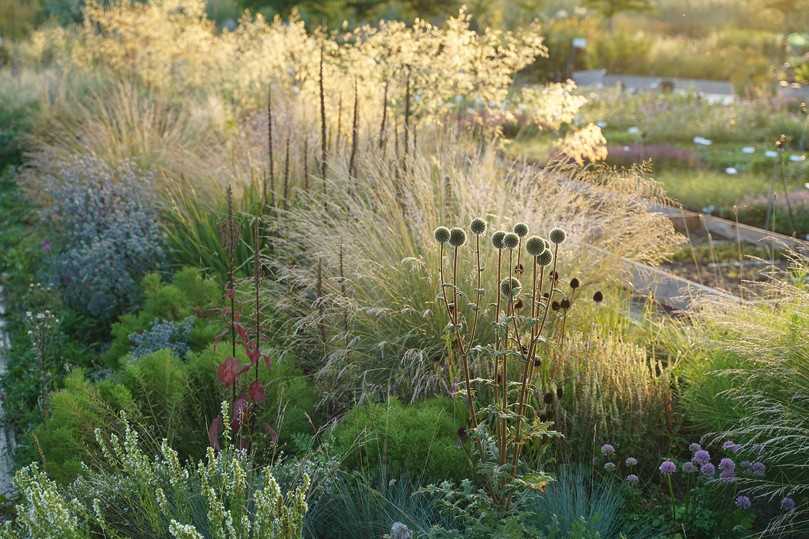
[{"left": 268, "top": 141, "right": 680, "bottom": 409}]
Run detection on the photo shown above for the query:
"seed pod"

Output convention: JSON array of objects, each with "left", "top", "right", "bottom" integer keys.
[
  {"left": 560, "top": 298, "right": 571, "bottom": 310},
  {"left": 513, "top": 223, "right": 529, "bottom": 237},
  {"left": 525, "top": 236, "right": 546, "bottom": 257},
  {"left": 470, "top": 217, "right": 487, "bottom": 235},
  {"left": 593, "top": 290, "right": 604, "bottom": 303},
  {"left": 503, "top": 232, "right": 519, "bottom": 249},
  {"left": 491, "top": 231, "right": 506, "bottom": 249},
  {"left": 499, "top": 277, "right": 521, "bottom": 298},
  {"left": 449, "top": 227, "right": 466, "bottom": 247},
  {"left": 570, "top": 278, "right": 580, "bottom": 289},
  {"left": 551, "top": 301, "right": 561, "bottom": 311},
  {"left": 514, "top": 263, "right": 524, "bottom": 275},
  {"left": 543, "top": 392, "right": 554, "bottom": 404},
  {"left": 549, "top": 227, "right": 566, "bottom": 244},
  {"left": 434, "top": 226, "right": 450, "bottom": 244},
  {"left": 514, "top": 298, "right": 524, "bottom": 310}
]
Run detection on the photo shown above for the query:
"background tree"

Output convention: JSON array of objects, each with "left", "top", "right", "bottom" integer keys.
[{"left": 584, "top": 0, "right": 652, "bottom": 29}]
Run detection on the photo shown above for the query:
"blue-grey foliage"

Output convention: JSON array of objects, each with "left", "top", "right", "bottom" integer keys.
[
  {"left": 129, "top": 316, "right": 196, "bottom": 360},
  {"left": 43, "top": 156, "right": 165, "bottom": 320}
]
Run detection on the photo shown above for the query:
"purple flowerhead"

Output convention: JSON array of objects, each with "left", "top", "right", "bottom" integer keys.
[
  {"left": 693, "top": 449, "right": 711, "bottom": 466},
  {"left": 751, "top": 462, "right": 766, "bottom": 477},
  {"left": 740, "top": 460, "right": 752, "bottom": 470},
  {"left": 604, "top": 462, "right": 616, "bottom": 472},
  {"left": 682, "top": 461, "right": 697, "bottom": 474},
  {"left": 719, "top": 458, "right": 736, "bottom": 472},
  {"left": 625, "top": 474, "right": 639, "bottom": 484},
  {"left": 688, "top": 442, "right": 702, "bottom": 454},
  {"left": 601, "top": 443, "right": 615, "bottom": 457},
  {"left": 659, "top": 460, "right": 676, "bottom": 475},
  {"left": 719, "top": 469, "right": 736, "bottom": 483},
  {"left": 723, "top": 440, "right": 742, "bottom": 453},
  {"left": 735, "top": 496, "right": 751, "bottom": 510},
  {"left": 625, "top": 457, "right": 638, "bottom": 467},
  {"left": 700, "top": 463, "right": 716, "bottom": 477},
  {"left": 781, "top": 497, "right": 796, "bottom": 512}
]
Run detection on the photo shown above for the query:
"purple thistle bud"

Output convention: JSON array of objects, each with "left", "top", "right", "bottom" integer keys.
[
  {"left": 735, "top": 496, "right": 751, "bottom": 510},
  {"left": 693, "top": 449, "right": 711, "bottom": 465},
  {"left": 625, "top": 457, "right": 638, "bottom": 467},
  {"left": 604, "top": 462, "right": 616, "bottom": 472},
  {"left": 719, "top": 458, "right": 736, "bottom": 472},
  {"left": 625, "top": 474, "right": 639, "bottom": 484},
  {"left": 700, "top": 463, "right": 716, "bottom": 477},
  {"left": 688, "top": 442, "right": 702, "bottom": 454},
  {"left": 781, "top": 497, "right": 796, "bottom": 512},
  {"left": 681, "top": 461, "right": 697, "bottom": 474},
  {"left": 659, "top": 460, "right": 676, "bottom": 475},
  {"left": 600, "top": 443, "right": 615, "bottom": 457},
  {"left": 751, "top": 462, "right": 766, "bottom": 477},
  {"left": 722, "top": 440, "right": 736, "bottom": 450}
]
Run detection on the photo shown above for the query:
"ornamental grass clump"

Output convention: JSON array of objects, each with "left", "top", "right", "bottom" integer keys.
[{"left": 433, "top": 218, "right": 604, "bottom": 475}]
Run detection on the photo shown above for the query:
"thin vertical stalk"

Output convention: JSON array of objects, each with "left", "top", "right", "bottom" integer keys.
[
  {"left": 379, "top": 79, "right": 389, "bottom": 151},
  {"left": 335, "top": 94, "right": 343, "bottom": 154},
  {"left": 303, "top": 137, "right": 309, "bottom": 193},
  {"left": 349, "top": 78, "right": 360, "bottom": 180},
  {"left": 319, "top": 44, "right": 327, "bottom": 194},
  {"left": 253, "top": 217, "right": 261, "bottom": 387},
  {"left": 283, "top": 131, "right": 290, "bottom": 211},
  {"left": 403, "top": 66, "right": 411, "bottom": 166},
  {"left": 267, "top": 85, "right": 275, "bottom": 209}
]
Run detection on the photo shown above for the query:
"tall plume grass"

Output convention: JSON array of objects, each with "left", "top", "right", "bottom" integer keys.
[{"left": 267, "top": 143, "right": 681, "bottom": 409}]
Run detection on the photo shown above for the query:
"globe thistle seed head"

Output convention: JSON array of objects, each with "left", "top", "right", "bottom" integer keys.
[
  {"left": 513, "top": 223, "right": 529, "bottom": 237},
  {"left": 434, "top": 226, "right": 450, "bottom": 244},
  {"left": 449, "top": 227, "right": 467, "bottom": 247},
  {"left": 537, "top": 250, "right": 553, "bottom": 267},
  {"left": 625, "top": 457, "right": 638, "bottom": 467},
  {"left": 600, "top": 444, "right": 615, "bottom": 457},
  {"left": 549, "top": 227, "right": 566, "bottom": 244},
  {"left": 470, "top": 218, "right": 487, "bottom": 235},
  {"left": 503, "top": 232, "right": 519, "bottom": 249},
  {"left": 491, "top": 231, "right": 506, "bottom": 249},
  {"left": 570, "top": 278, "right": 580, "bottom": 289},
  {"left": 625, "top": 474, "right": 639, "bottom": 484},
  {"left": 593, "top": 290, "right": 604, "bottom": 303},
  {"left": 499, "top": 277, "right": 521, "bottom": 298},
  {"left": 560, "top": 299, "right": 571, "bottom": 310},
  {"left": 525, "top": 236, "right": 546, "bottom": 257}
]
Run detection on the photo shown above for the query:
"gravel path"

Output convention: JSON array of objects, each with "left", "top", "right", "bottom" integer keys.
[{"left": 0, "top": 285, "right": 16, "bottom": 495}]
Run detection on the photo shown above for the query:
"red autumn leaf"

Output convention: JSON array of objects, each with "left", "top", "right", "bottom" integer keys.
[
  {"left": 249, "top": 380, "right": 266, "bottom": 403},
  {"left": 217, "top": 357, "right": 250, "bottom": 386},
  {"left": 208, "top": 415, "right": 222, "bottom": 451},
  {"left": 247, "top": 346, "right": 260, "bottom": 365},
  {"left": 262, "top": 354, "right": 272, "bottom": 369}
]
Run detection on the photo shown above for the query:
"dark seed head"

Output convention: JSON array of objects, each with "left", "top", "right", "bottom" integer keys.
[
  {"left": 500, "top": 277, "right": 521, "bottom": 298},
  {"left": 503, "top": 232, "right": 519, "bottom": 249},
  {"left": 514, "top": 263, "right": 524, "bottom": 275},
  {"left": 457, "top": 426, "right": 468, "bottom": 441},
  {"left": 560, "top": 299, "right": 571, "bottom": 310},
  {"left": 549, "top": 227, "right": 566, "bottom": 244},
  {"left": 570, "top": 278, "right": 580, "bottom": 289},
  {"left": 533, "top": 358, "right": 541, "bottom": 367},
  {"left": 593, "top": 290, "right": 604, "bottom": 303},
  {"left": 449, "top": 227, "right": 467, "bottom": 247},
  {"left": 525, "top": 236, "right": 546, "bottom": 257},
  {"left": 513, "top": 223, "right": 529, "bottom": 237},
  {"left": 491, "top": 231, "right": 506, "bottom": 249},
  {"left": 556, "top": 387, "right": 563, "bottom": 398},
  {"left": 470, "top": 217, "right": 487, "bottom": 235},
  {"left": 551, "top": 301, "right": 561, "bottom": 311},
  {"left": 543, "top": 392, "right": 554, "bottom": 404},
  {"left": 514, "top": 298, "right": 524, "bottom": 310},
  {"left": 434, "top": 226, "right": 450, "bottom": 244}
]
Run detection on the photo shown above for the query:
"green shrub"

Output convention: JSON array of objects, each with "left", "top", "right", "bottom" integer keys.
[
  {"left": 24, "top": 370, "right": 135, "bottom": 484},
  {"left": 0, "top": 71, "right": 40, "bottom": 167},
  {"left": 104, "top": 268, "right": 221, "bottom": 366},
  {"left": 333, "top": 397, "right": 469, "bottom": 484}
]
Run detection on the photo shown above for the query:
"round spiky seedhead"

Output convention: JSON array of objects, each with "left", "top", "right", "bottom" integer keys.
[
  {"left": 470, "top": 218, "right": 487, "bottom": 235},
  {"left": 560, "top": 298, "right": 571, "bottom": 310},
  {"left": 525, "top": 236, "right": 546, "bottom": 257},
  {"left": 449, "top": 227, "right": 467, "bottom": 247},
  {"left": 570, "top": 278, "right": 580, "bottom": 289},
  {"left": 513, "top": 223, "right": 529, "bottom": 237},
  {"left": 549, "top": 227, "right": 566, "bottom": 244},
  {"left": 503, "top": 232, "right": 519, "bottom": 249},
  {"left": 499, "top": 277, "right": 521, "bottom": 298},
  {"left": 537, "top": 250, "right": 553, "bottom": 267},
  {"left": 434, "top": 226, "right": 450, "bottom": 244},
  {"left": 491, "top": 231, "right": 506, "bottom": 249}
]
